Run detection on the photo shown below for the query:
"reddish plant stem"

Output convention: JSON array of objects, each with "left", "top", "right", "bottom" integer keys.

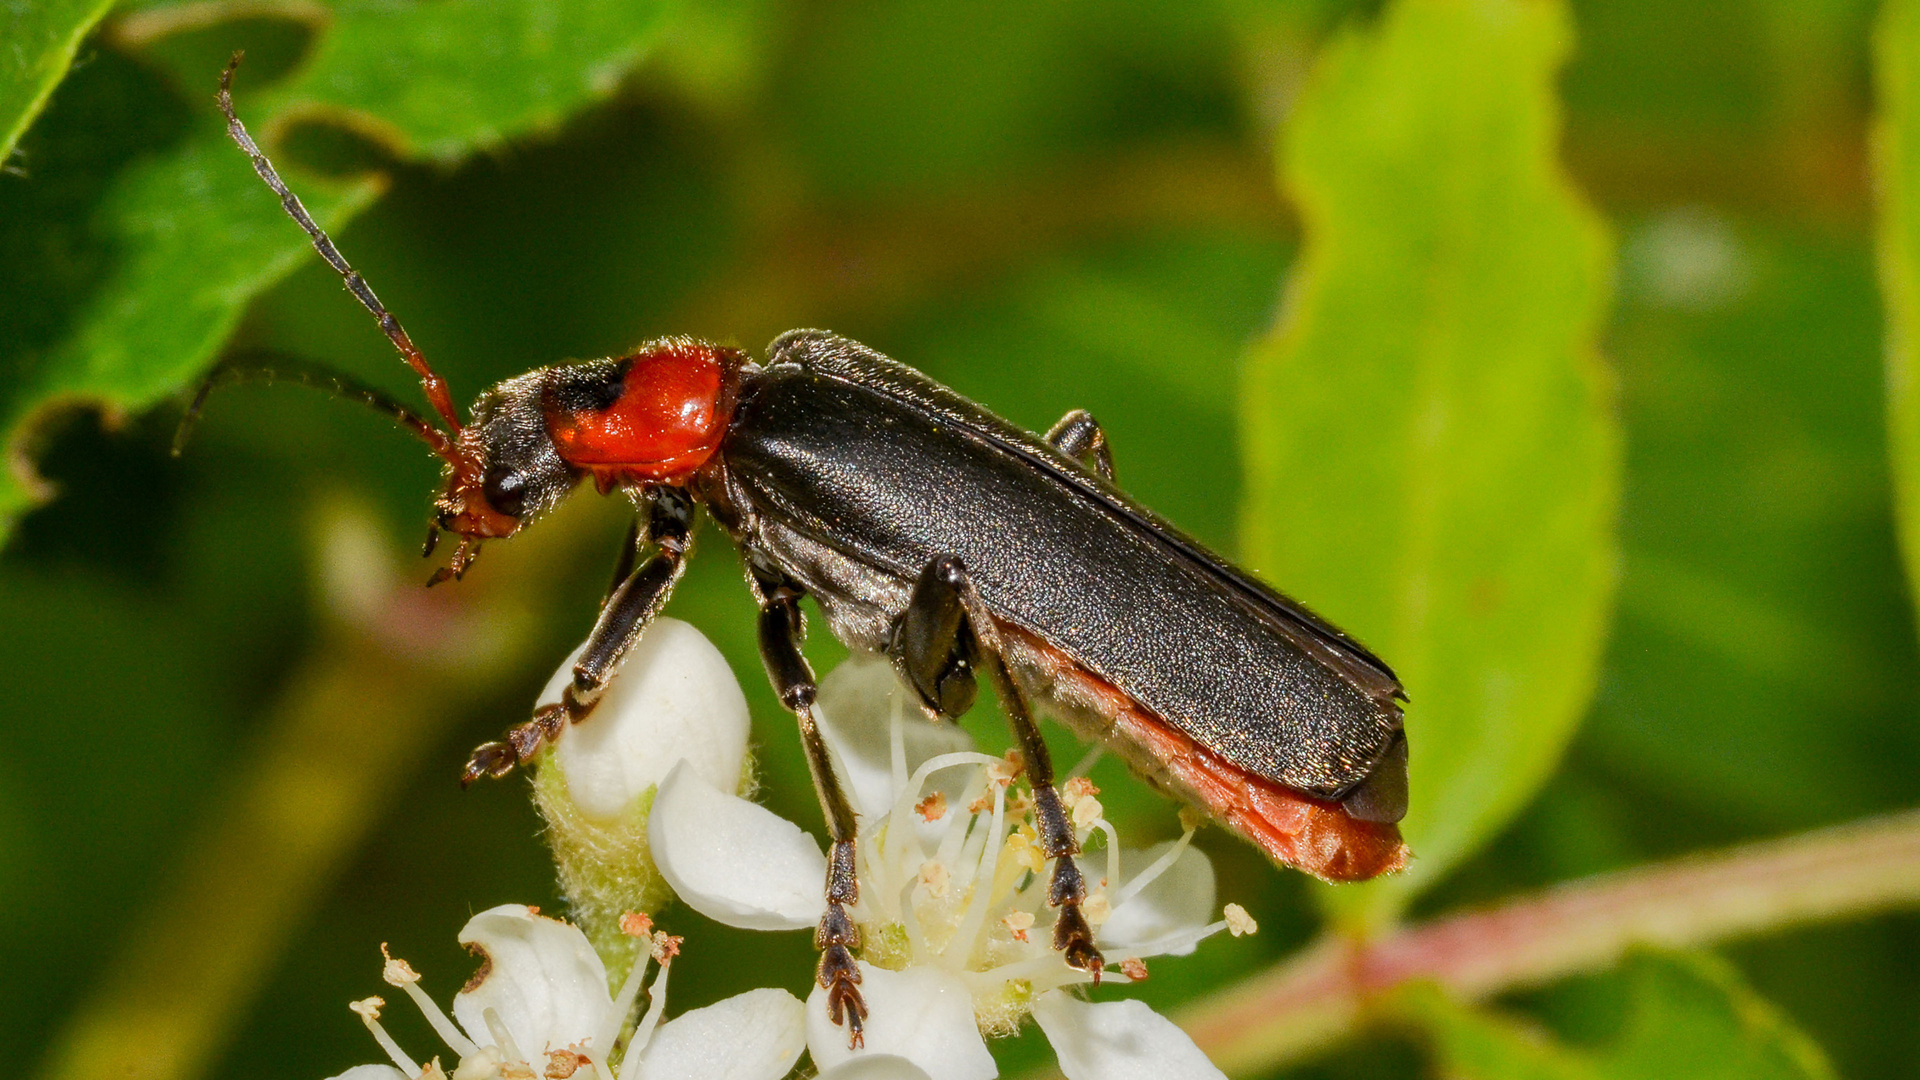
[{"left": 1176, "top": 809, "right": 1920, "bottom": 1075}]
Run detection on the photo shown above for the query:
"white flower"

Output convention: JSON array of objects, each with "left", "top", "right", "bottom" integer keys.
[
  {"left": 324, "top": 1068, "right": 410, "bottom": 1080},
  {"left": 649, "top": 759, "right": 827, "bottom": 930},
  {"left": 531, "top": 617, "right": 756, "bottom": 972},
  {"left": 330, "top": 904, "right": 804, "bottom": 1080},
  {"left": 1030, "top": 992, "right": 1225, "bottom": 1080},
  {"left": 647, "top": 651, "right": 1244, "bottom": 1080},
  {"left": 814, "top": 1058, "right": 935, "bottom": 1080},
  {"left": 540, "top": 618, "right": 753, "bottom": 821}
]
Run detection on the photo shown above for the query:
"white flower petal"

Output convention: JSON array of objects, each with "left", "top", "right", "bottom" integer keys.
[
  {"left": 806, "top": 963, "right": 997, "bottom": 1080},
  {"left": 324, "top": 1067, "right": 409, "bottom": 1080},
  {"left": 1031, "top": 991, "right": 1224, "bottom": 1080},
  {"left": 814, "top": 652, "right": 973, "bottom": 819},
  {"left": 633, "top": 987, "right": 806, "bottom": 1080},
  {"left": 649, "top": 760, "right": 827, "bottom": 930},
  {"left": 452, "top": 905, "right": 613, "bottom": 1059},
  {"left": 815, "top": 1056, "right": 936, "bottom": 1080},
  {"left": 1099, "top": 842, "right": 1216, "bottom": 955},
  {"left": 546, "top": 617, "right": 752, "bottom": 820}
]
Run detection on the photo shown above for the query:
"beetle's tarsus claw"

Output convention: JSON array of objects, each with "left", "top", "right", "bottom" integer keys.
[
  {"left": 826, "top": 979, "right": 866, "bottom": 1048},
  {"left": 461, "top": 703, "right": 573, "bottom": 787},
  {"left": 1045, "top": 852, "right": 1105, "bottom": 977},
  {"left": 820, "top": 950, "right": 867, "bottom": 1048},
  {"left": 1053, "top": 899, "right": 1104, "bottom": 977},
  {"left": 816, "top": 905, "right": 866, "bottom": 1048},
  {"left": 1070, "top": 938, "right": 1105, "bottom": 982},
  {"left": 460, "top": 740, "right": 516, "bottom": 786}
]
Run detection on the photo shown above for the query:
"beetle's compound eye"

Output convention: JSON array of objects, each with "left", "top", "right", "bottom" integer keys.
[{"left": 482, "top": 464, "right": 529, "bottom": 519}]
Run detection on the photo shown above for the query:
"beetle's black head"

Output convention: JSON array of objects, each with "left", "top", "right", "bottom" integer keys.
[{"left": 426, "top": 370, "right": 581, "bottom": 582}]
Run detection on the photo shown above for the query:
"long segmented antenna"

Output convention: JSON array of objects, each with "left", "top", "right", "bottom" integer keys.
[
  {"left": 216, "top": 52, "right": 465, "bottom": 453},
  {"left": 172, "top": 348, "right": 456, "bottom": 459}
]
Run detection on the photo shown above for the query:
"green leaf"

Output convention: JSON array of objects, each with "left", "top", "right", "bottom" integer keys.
[
  {"left": 1239, "top": 0, "right": 1620, "bottom": 928},
  {"left": 1875, "top": 0, "right": 1920, "bottom": 632},
  {"left": 0, "top": 123, "right": 383, "bottom": 531},
  {"left": 774, "top": 0, "right": 1235, "bottom": 196},
  {"left": 1599, "top": 952, "right": 1837, "bottom": 1080},
  {"left": 0, "top": 0, "right": 116, "bottom": 162},
  {"left": 1391, "top": 984, "right": 1598, "bottom": 1080},
  {"left": 1395, "top": 952, "right": 1835, "bottom": 1080},
  {"left": 0, "top": 0, "right": 676, "bottom": 542},
  {"left": 270, "top": 0, "right": 679, "bottom": 161},
  {"left": 1585, "top": 226, "right": 1914, "bottom": 829}
]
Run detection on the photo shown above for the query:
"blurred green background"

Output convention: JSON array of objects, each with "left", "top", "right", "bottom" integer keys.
[{"left": 3, "top": 0, "right": 1918, "bottom": 1078}]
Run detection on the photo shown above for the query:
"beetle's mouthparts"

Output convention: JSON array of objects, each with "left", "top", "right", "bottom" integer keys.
[{"left": 426, "top": 535, "right": 483, "bottom": 587}]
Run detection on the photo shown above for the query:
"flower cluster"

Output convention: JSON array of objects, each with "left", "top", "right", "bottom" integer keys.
[
  {"left": 325, "top": 618, "right": 1252, "bottom": 1080},
  {"left": 334, "top": 904, "right": 805, "bottom": 1080}
]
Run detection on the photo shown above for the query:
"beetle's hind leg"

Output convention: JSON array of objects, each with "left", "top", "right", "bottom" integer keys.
[
  {"left": 461, "top": 493, "right": 691, "bottom": 785},
  {"left": 1045, "top": 409, "right": 1115, "bottom": 482},
  {"left": 750, "top": 564, "right": 868, "bottom": 1047},
  {"left": 891, "top": 555, "right": 1105, "bottom": 977}
]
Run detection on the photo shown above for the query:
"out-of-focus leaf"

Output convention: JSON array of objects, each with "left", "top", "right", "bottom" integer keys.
[
  {"left": 1877, "top": 0, "right": 1920, "bottom": 630},
  {"left": 1394, "top": 952, "right": 1835, "bottom": 1080},
  {"left": 1600, "top": 952, "right": 1837, "bottom": 1080},
  {"left": 0, "top": 0, "right": 115, "bottom": 161},
  {"left": 906, "top": 232, "right": 1289, "bottom": 555},
  {"left": 0, "top": 0, "right": 676, "bottom": 542},
  {"left": 1585, "top": 223, "right": 1920, "bottom": 829},
  {"left": 651, "top": 0, "right": 783, "bottom": 112},
  {"left": 270, "top": 0, "right": 676, "bottom": 161},
  {"left": 774, "top": 0, "right": 1236, "bottom": 196},
  {"left": 0, "top": 124, "right": 381, "bottom": 525},
  {"left": 1391, "top": 984, "right": 1597, "bottom": 1080},
  {"left": 1240, "top": 0, "right": 1619, "bottom": 929}
]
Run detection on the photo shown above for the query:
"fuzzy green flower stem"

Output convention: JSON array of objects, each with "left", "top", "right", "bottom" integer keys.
[
  {"left": 532, "top": 762, "right": 673, "bottom": 982},
  {"left": 1168, "top": 808, "right": 1920, "bottom": 1077},
  {"left": 535, "top": 745, "right": 758, "bottom": 986}
]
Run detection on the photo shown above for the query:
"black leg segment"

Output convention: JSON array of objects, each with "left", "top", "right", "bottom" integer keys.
[
  {"left": 889, "top": 553, "right": 1105, "bottom": 977},
  {"left": 1045, "top": 408, "right": 1115, "bottom": 482},
  {"left": 750, "top": 563, "right": 868, "bottom": 1047},
  {"left": 460, "top": 490, "right": 694, "bottom": 785},
  {"left": 890, "top": 557, "right": 979, "bottom": 719}
]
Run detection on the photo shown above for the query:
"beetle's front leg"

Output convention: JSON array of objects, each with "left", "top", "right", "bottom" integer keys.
[
  {"left": 461, "top": 491, "right": 693, "bottom": 785},
  {"left": 749, "top": 565, "right": 868, "bottom": 1046},
  {"left": 891, "top": 555, "right": 1105, "bottom": 977}
]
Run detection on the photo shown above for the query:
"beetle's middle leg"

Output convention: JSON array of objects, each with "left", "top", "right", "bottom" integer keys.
[
  {"left": 891, "top": 554, "right": 1106, "bottom": 976},
  {"left": 750, "top": 564, "right": 868, "bottom": 1047},
  {"left": 461, "top": 491, "right": 692, "bottom": 785}
]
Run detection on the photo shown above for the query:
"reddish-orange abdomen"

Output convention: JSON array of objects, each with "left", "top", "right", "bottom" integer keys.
[
  {"left": 546, "top": 340, "right": 743, "bottom": 486},
  {"left": 1003, "top": 623, "right": 1409, "bottom": 883}
]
